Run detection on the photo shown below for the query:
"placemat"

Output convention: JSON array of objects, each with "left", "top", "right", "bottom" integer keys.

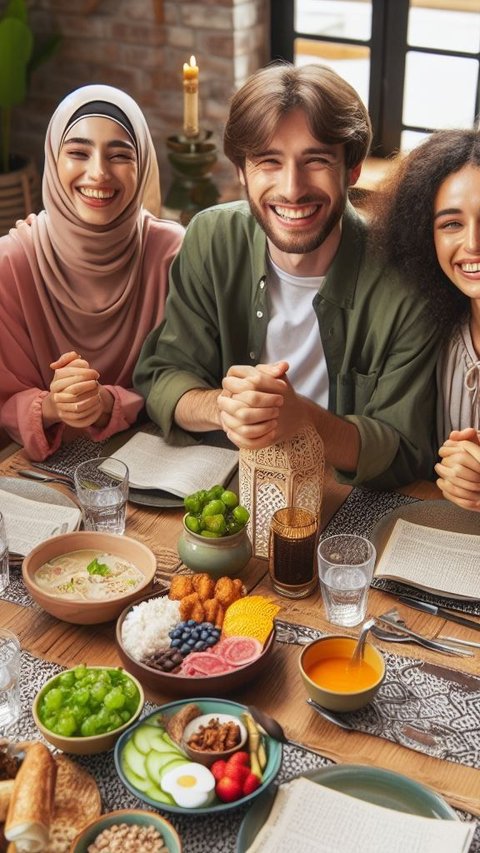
[
  {"left": 323, "top": 487, "right": 480, "bottom": 616},
  {"left": 5, "top": 651, "right": 479, "bottom": 853},
  {"left": 276, "top": 619, "right": 480, "bottom": 768},
  {"left": 34, "top": 436, "right": 110, "bottom": 479}
]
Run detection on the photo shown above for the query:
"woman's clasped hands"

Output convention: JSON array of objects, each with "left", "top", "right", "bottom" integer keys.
[
  {"left": 44, "top": 351, "right": 113, "bottom": 430},
  {"left": 435, "top": 428, "right": 480, "bottom": 512}
]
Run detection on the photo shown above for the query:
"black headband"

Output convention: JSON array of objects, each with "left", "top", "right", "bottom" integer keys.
[{"left": 63, "top": 100, "right": 137, "bottom": 149}]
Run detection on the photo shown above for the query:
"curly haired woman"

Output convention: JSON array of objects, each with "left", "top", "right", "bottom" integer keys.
[{"left": 371, "top": 129, "right": 480, "bottom": 511}]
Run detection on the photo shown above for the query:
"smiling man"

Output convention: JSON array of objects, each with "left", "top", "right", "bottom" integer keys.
[{"left": 134, "top": 64, "right": 441, "bottom": 489}]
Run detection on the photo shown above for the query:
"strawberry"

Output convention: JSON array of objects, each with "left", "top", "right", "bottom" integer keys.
[
  {"left": 223, "top": 762, "right": 250, "bottom": 783},
  {"left": 216, "top": 776, "right": 244, "bottom": 803},
  {"left": 226, "top": 750, "right": 250, "bottom": 766},
  {"left": 210, "top": 759, "right": 227, "bottom": 781},
  {"left": 243, "top": 772, "right": 261, "bottom": 796}
]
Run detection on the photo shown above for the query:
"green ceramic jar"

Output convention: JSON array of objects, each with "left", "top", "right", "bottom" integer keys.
[{"left": 177, "top": 515, "right": 252, "bottom": 578}]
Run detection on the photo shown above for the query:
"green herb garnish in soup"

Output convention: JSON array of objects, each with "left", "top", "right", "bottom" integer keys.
[
  {"left": 87, "top": 557, "right": 111, "bottom": 577},
  {"left": 34, "top": 549, "right": 144, "bottom": 601}
]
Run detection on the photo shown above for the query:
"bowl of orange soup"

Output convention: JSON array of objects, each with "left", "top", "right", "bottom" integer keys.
[{"left": 299, "top": 635, "right": 385, "bottom": 712}]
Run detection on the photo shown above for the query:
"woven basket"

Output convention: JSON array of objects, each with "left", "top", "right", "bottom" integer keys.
[
  {"left": 239, "top": 423, "right": 325, "bottom": 558},
  {"left": 0, "top": 158, "right": 42, "bottom": 237}
]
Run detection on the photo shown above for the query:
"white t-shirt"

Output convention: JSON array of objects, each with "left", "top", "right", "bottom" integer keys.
[{"left": 260, "top": 256, "right": 329, "bottom": 407}]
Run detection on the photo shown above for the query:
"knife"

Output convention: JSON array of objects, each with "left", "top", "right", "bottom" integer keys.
[{"left": 398, "top": 595, "right": 480, "bottom": 633}]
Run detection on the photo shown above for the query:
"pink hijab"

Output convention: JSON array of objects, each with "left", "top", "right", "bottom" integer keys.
[{"left": 7, "top": 84, "right": 165, "bottom": 386}]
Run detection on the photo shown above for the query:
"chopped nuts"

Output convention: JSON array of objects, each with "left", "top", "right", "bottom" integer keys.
[{"left": 87, "top": 822, "right": 168, "bottom": 853}]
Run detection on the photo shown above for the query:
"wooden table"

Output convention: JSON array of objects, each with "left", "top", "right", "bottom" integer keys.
[{"left": 1, "top": 445, "right": 479, "bottom": 822}]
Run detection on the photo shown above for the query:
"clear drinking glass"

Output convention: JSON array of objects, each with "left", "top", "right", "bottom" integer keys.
[
  {"left": 269, "top": 507, "right": 318, "bottom": 598},
  {"left": 317, "top": 534, "right": 376, "bottom": 627},
  {"left": 0, "top": 628, "right": 21, "bottom": 732},
  {"left": 74, "top": 457, "right": 129, "bottom": 535},
  {"left": 0, "top": 511, "right": 9, "bottom": 594}
]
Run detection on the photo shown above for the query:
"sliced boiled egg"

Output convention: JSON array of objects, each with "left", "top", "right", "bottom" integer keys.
[{"left": 161, "top": 761, "right": 216, "bottom": 808}]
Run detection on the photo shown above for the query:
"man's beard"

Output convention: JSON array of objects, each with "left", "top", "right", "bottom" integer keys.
[{"left": 244, "top": 188, "right": 346, "bottom": 255}]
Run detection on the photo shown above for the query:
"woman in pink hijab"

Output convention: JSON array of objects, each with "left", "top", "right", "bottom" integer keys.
[{"left": 0, "top": 84, "right": 183, "bottom": 460}]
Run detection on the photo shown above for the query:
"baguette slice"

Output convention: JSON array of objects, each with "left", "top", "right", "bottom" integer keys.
[
  {"left": 4, "top": 743, "right": 56, "bottom": 852},
  {"left": 0, "top": 779, "right": 14, "bottom": 822}
]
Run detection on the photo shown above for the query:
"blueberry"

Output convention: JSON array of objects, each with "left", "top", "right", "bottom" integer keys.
[
  {"left": 191, "top": 629, "right": 200, "bottom": 640},
  {"left": 181, "top": 631, "right": 190, "bottom": 640},
  {"left": 170, "top": 638, "right": 181, "bottom": 648},
  {"left": 200, "top": 630, "right": 208, "bottom": 640},
  {"left": 180, "top": 643, "right": 191, "bottom": 655},
  {"left": 211, "top": 628, "right": 220, "bottom": 637},
  {"left": 194, "top": 640, "right": 206, "bottom": 650},
  {"left": 187, "top": 637, "right": 196, "bottom": 646},
  {"left": 206, "top": 636, "right": 217, "bottom": 646},
  {"left": 171, "top": 628, "right": 182, "bottom": 639},
  {"left": 187, "top": 619, "right": 196, "bottom": 627}
]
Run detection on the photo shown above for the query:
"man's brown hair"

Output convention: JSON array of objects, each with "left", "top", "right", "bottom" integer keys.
[{"left": 224, "top": 63, "right": 372, "bottom": 170}]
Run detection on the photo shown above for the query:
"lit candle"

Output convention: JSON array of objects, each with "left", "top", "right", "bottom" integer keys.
[{"left": 183, "top": 55, "right": 199, "bottom": 137}]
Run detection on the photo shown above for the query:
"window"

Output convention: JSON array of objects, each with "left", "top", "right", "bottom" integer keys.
[{"left": 270, "top": 0, "right": 480, "bottom": 155}]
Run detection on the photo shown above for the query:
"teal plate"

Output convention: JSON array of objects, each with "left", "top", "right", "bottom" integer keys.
[
  {"left": 115, "top": 697, "right": 282, "bottom": 816},
  {"left": 236, "top": 764, "right": 457, "bottom": 852}
]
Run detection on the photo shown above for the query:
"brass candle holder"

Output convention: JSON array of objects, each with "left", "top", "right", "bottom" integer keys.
[{"left": 164, "top": 129, "right": 219, "bottom": 225}]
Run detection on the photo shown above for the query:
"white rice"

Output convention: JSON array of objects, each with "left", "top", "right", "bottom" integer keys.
[{"left": 121, "top": 596, "right": 181, "bottom": 661}]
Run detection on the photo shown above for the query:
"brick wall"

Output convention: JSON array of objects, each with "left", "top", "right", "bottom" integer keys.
[{"left": 9, "top": 0, "right": 270, "bottom": 202}]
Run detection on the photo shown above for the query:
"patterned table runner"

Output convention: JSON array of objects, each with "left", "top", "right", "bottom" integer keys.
[
  {"left": 276, "top": 619, "right": 480, "bottom": 768},
  {"left": 5, "top": 651, "right": 479, "bottom": 853}
]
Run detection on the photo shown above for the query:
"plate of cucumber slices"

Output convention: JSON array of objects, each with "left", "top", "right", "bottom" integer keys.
[{"left": 114, "top": 698, "right": 283, "bottom": 815}]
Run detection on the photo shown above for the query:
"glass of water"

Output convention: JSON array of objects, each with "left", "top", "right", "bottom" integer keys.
[
  {"left": 74, "top": 457, "right": 129, "bottom": 535},
  {"left": 317, "top": 534, "right": 376, "bottom": 627},
  {"left": 0, "top": 511, "right": 9, "bottom": 594},
  {"left": 0, "top": 629, "right": 21, "bottom": 732}
]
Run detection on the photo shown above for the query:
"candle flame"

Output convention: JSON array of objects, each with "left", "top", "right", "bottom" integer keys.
[{"left": 189, "top": 55, "right": 196, "bottom": 67}]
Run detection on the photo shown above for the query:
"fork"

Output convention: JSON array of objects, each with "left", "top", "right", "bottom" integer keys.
[{"left": 376, "top": 609, "right": 474, "bottom": 657}]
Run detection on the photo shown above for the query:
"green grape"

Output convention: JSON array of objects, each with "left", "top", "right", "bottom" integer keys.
[
  {"left": 103, "top": 687, "right": 126, "bottom": 711},
  {"left": 221, "top": 489, "right": 239, "bottom": 509},
  {"left": 202, "top": 499, "right": 226, "bottom": 518},
  {"left": 233, "top": 504, "right": 250, "bottom": 525},
  {"left": 185, "top": 514, "right": 202, "bottom": 534},
  {"left": 184, "top": 493, "right": 203, "bottom": 514},
  {"left": 72, "top": 687, "right": 90, "bottom": 706},
  {"left": 43, "top": 687, "right": 64, "bottom": 712},
  {"left": 90, "top": 681, "right": 108, "bottom": 703},
  {"left": 58, "top": 672, "right": 75, "bottom": 688},
  {"left": 203, "top": 513, "right": 227, "bottom": 535},
  {"left": 54, "top": 711, "right": 77, "bottom": 737},
  {"left": 106, "top": 711, "right": 122, "bottom": 731},
  {"left": 73, "top": 664, "right": 87, "bottom": 681},
  {"left": 226, "top": 519, "right": 242, "bottom": 535},
  {"left": 200, "top": 530, "right": 222, "bottom": 538},
  {"left": 81, "top": 714, "right": 99, "bottom": 737},
  {"left": 206, "top": 484, "right": 224, "bottom": 501},
  {"left": 122, "top": 680, "right": 138, "bottom": 701}
]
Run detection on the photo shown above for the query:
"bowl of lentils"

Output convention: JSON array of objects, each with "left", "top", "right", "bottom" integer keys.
[{"left": 71, "top": 808, "right": 182, "bottom": 853}]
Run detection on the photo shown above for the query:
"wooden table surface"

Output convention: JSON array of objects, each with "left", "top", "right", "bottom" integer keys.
[{"left": 1, "top": 446, "right": 479, "bottom": 817}]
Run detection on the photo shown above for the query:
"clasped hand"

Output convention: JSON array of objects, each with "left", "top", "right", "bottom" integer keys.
[
  {"left": 217, "top": 361, "right": 305, "bottom": 449},
  {"left": 435, "top": 427, "right": 480, "bottom": 512},
  {"left": 48, "top": 351, "right": 105, "bottom": 429}
]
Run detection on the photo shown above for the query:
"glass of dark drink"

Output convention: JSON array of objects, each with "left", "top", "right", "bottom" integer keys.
[{"left": 268, "top": 507, "right": 318, "bottom": 598}]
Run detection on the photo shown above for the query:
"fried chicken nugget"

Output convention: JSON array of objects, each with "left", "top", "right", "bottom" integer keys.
[
  {"left": 203, "top": 598, "right": 224, "bottom": 628},
  {"left": 214, "top": 576, "right": 241, "bottom": 608},
  {"left": 180, "top": 592, "right": 203, "bottom": 621},
  {"left": 169, "top": 575, "right": 194, "bottom": 600},
  {"left": 232, "top": 578, "right": 244, "bottom": 598},
  {"left": 192, "top": 573, "right": 215, "bottom": 601}
]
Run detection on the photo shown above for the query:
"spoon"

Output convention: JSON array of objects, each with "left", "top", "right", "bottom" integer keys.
[
  {"left": 17, "top": 469, "right": 75, "bottom": 490},
  {"left": 248, "top": 703, "right": 352, "bottom": 744},
  {"left": 350, "top": 617, "right": 376, "bottom": 667}
]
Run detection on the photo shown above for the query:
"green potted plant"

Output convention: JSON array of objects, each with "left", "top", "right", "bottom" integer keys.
[{"left": 0, "top": 0, "right": 60, "bottom": 235}]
